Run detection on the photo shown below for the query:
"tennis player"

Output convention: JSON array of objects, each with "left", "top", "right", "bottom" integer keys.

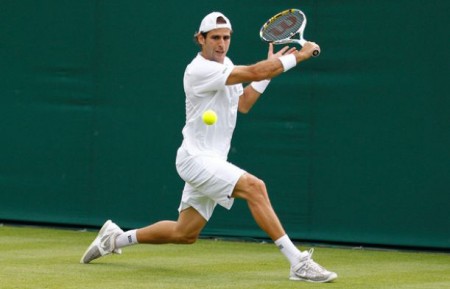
[{"left": 81, "top": 11, "right": 337, "bottom": 283}]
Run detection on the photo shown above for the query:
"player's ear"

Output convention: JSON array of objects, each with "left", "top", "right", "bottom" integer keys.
[{"left": 197, "top": 33, "right": 206, "bottom": 45}]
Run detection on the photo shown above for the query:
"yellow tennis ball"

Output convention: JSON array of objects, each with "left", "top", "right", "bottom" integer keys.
[{"left": 202, "top": 109, "right": 217, "bottom": 125}]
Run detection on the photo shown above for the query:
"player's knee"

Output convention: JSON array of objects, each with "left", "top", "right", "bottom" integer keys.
[
  {"left": 177, "top": 231, "right": 199, "bottom": 244},
  {"left": 247, "top": 176, "right": 268, "bottom": 200},
  {"left": 180, "top": 235, "right": 198, "bottom": 244},
  {"left": 254, "top": 176, "right": 267, "bottom": 192},
  {"left": 234, "top": 174, "right": 269, "bottom": 202}
]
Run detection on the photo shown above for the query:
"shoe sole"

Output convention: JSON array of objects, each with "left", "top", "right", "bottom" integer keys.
[
  {"left": 80, "top": 220, "right": 112, "bottom": 264},
  {"left": 289, "top": 272, "right": 338, "bottom": 283}
]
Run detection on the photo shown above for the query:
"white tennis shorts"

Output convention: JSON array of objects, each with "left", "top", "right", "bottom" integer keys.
[{"left": 175, "top": 147, "right": 246, "bottom": 221}]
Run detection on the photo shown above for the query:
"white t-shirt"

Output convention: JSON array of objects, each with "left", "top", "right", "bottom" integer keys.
[{"left": 180, "top": 53, "right": 244, "bottom": 159}]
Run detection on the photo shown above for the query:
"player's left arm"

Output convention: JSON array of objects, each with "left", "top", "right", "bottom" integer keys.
[{"left": 238, "top": 84, "right": 263, "bottom": 114}]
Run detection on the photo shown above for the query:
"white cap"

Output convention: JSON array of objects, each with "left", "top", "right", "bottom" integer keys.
[{"left": 197, "top": 12, "right": 232, "bottom": 34}]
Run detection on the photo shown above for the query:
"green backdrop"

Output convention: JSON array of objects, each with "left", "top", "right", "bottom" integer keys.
[{"left": 1, "top": 0, "right": 449, "bottom": 250}]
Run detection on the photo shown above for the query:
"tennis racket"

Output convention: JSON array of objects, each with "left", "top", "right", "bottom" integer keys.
[{"left": 260, "top": 9, "right": 320, "bottom": 57}]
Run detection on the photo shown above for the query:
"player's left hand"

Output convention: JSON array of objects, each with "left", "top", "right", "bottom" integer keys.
[{"left": 267, "top": 43, "right": 297, "bottom": 61}]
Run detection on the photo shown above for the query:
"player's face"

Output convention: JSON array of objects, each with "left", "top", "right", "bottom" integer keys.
[{"left": 199, "top": 28, "right": 231, "bottom": 64}]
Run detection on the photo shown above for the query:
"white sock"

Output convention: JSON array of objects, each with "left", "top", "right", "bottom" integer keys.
[
  {"left": 115, "top": 229, "right": 138, "bottom": 249},
  {"left": 274, "top": 235, "right": 306, "bottom": 266}
]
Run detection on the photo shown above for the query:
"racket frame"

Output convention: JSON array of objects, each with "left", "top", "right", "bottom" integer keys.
[{"left": 260, "top": 9, "right": 319, "bottom": 56}]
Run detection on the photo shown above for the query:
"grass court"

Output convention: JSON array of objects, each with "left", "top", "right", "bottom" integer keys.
[{"left": 1, "top": 225, "right": 449, "bottom": 289}]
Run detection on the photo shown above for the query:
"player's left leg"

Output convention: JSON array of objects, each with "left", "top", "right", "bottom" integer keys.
[
  {"left": 231, "top": 173, "right": 285, "bottom": 240},
  {"left": 231, "top": 173, "right": 337, "bottom": 282}
]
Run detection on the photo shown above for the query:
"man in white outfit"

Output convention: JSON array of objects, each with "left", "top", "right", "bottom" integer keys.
[{"left": 81, "top": 11, "right": 337, "bottom": 283}]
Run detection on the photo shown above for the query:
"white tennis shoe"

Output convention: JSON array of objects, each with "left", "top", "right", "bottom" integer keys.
[
  {"left": 289, "top": 249, "right": 338, "bottom": 283},
  {"left": 80, "top": 220, "right": 124, "bottom": 264}
]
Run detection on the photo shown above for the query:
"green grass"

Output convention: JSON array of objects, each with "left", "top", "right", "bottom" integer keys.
[{"left": 1, "top": 225, "right": 449, "bottom": 289}]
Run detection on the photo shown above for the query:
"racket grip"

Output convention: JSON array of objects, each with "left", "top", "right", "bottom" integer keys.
[{"left": 300, "top": 39, "right": 320, "bottom": 57}]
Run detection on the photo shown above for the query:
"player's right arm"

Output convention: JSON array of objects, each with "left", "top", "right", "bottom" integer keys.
[{"left": 226, "top": 42, "right": 319, "bottom": 86}]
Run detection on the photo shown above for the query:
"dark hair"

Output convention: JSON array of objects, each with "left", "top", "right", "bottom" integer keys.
[
  {"left": 193, "top": 16, "right": 231, "bottom": 48},
  {"left": 216, "top": 16, "right": 227, "bottom": 25},
  {"left": 193, "top": 32, "right": 208, "bottom": 48}
]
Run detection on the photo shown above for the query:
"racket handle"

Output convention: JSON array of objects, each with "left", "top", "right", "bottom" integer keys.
[{"left": 299, "top": 39, "right": 320, "bottom": 57}]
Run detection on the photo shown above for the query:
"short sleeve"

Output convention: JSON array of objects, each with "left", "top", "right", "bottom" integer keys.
[{"left": 187, "top": 60, "right": 233, "bottom": 96}]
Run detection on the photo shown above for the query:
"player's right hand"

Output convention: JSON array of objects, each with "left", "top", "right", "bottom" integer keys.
[{"left": 300, "top": 41, "right": 320, "bottom": 59}]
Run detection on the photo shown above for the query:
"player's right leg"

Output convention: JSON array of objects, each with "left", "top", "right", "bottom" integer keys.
[
  {"left": 135, "top": 207, "right": 207, "bottom": 244},
  {"left": 80, "top": 220, "right": 124, "bottom": 264},
  {"left": 80, "top": 208, "right": 207, "bottom": 264}
]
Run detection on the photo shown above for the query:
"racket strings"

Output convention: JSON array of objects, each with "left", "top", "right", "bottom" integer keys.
[{"left": 261, "top": 12, "right": 304, "bottom": 41}]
